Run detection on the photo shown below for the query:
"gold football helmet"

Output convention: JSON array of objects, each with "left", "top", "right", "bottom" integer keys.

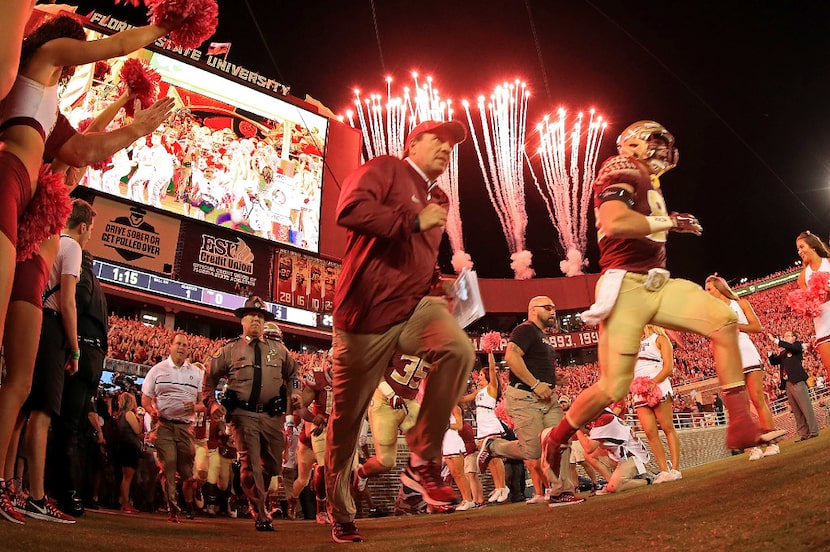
[{"left": 616, "top": 120, "right": 679, "bottom": 176}]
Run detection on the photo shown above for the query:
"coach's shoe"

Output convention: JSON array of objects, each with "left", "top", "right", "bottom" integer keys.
[
  {"left": 477, "top": 437, "right": 495, "bottom": 472},
  {"left": 400, "top": 461, "right": 460, "bottom": 506},
  {"left": 548, "top": 493, "right": 585, "bottom": 508},
  {"left": 747, "top": 447, "right": 764, "bottom": 461},
  {"left": 332, "top": 521, "right": 364, "bottom": 543}
]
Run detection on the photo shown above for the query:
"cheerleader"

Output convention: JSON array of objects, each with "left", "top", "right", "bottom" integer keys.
[
  {"left": 632, "top": 325, "right": 682, "bottom": 482},
  {"left": 705, "top": 275, "right": 779, "bottom": 460}
]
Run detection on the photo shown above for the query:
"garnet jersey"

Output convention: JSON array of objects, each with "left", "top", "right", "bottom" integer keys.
[
  {"left": 385, "top": 354, "right": 429, "bottom": 401},
  {"left": 304, "top": 367, "right": 333, "bottom": 417},
  {"left": 593, "top": 155, "right": 668, "bottom": 274}
]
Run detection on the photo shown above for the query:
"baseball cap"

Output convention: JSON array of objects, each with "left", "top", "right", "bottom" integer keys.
[{"left": 402, "top": 120, "right": 467, "bottom": 157}]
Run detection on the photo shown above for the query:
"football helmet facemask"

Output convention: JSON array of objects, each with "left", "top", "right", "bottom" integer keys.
[{"left": 616, "top": 120, "right": 679, "bottom": 176}]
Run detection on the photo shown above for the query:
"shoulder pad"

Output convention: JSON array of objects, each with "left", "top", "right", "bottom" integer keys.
[{"left": 594, "top": 155, "right": 644, "bottom": 191}]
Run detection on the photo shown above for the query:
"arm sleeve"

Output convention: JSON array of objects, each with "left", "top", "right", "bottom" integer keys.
[{"left": 335, "top": 158, "right": 418, "bottom": 240}]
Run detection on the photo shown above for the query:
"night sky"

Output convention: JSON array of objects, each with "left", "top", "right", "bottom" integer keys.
[{"left": 72, "top": 0, "right": 830, "bottom": 286}]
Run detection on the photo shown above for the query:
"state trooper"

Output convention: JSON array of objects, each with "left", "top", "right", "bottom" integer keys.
[{"left": 204, "top": 296, "right": 301, "bottom": 531}]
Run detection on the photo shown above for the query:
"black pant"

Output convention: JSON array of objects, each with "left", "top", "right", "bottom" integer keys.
[{"left": 48, "top": 344, "right": 105, "bottom": 499}]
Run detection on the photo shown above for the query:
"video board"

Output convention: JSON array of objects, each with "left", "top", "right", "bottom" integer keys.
[{"left": 60, "top": 11, "right": 329, "bottom": 253}]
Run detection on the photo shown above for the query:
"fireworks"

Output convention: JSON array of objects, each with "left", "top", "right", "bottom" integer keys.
[
  {"left": 529, "top": 108, "right": 606, "bottom": 276},
  {"left": 463, "top": 80, "right": 533, "bottom": 279},
  {"left": 344, "top": 74, "right": 472, "bottom": 273}
]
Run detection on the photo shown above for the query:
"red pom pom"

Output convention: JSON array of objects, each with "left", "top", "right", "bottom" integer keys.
[
  {"left": 480, "top": 331, "right": 502, "bottom": 353},
  {"left": 494, "top": 398, "right": 514, "bottom": 430},
  {"left": 787, "top": 272, "right": 829, "bottom": 318},
  {"left": 120, "top": 58, "right": 161, "bottom": 117},
  {"left": 16, "top": 166, "right": 72, "bottom": 262},
  {"left": 149, "top": 0, "right": 219, "bottom": 50},
  {"left": 630, "top": 376, "right": 663, "bottom": 408}
]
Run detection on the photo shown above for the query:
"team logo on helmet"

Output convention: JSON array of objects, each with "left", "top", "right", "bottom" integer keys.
[{"left": 616, "top": 120, "right": 678, "bottom": 176}]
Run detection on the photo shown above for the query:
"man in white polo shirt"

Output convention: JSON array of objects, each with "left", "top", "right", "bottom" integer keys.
[{"left": 142, "top": 333, "right": 204, "bottom": 522}]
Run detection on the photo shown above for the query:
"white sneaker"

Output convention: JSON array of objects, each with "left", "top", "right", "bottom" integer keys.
[
  {"left": 747, "top": 447, "right": 764, "bottom": 461},
  {"left": 670, "top": 469, "right": 682, "bottom": 480},
  {"left": 497, "top": 487, "right": 510, "bottom": 503},
  {"left": 525, "top": 494, "right": 548, "bottom": 504},
  {"left": 454, "top": 500, "right": 475, "bottom": 511},
  {"left": 763, "top": 443, "right": 780, "bottom": 457},
  {"left": 653, "top": 471, "right": 674, "bottom": 484},
  {"left": 487, "top": 488, "right": 500, "bottom": 503}
]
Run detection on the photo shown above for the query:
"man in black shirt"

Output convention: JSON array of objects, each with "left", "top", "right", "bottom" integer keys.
[
  {"left": 477, "top": 296, "right": 583, "bottom": 507},
  {"left": 767, "top": 330, "right": 819, "bottom": 441}
]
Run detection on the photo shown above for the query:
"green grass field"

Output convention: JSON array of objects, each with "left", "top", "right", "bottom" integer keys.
[{"left": 5, "top": 433, "right": 828, "bottom": 552}]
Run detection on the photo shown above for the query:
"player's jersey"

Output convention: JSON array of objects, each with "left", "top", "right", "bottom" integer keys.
[
  {"left": 593, "top": 155, "right": 667, "bottom": 274},
  {"left": 304, "top": 367, "right": 333, "bottom": 417},
  {"left": 385, "top": 354, "right": 429, "bottom": 401},
  {"left": 193, "top": 410, "right": 208, "bottom": 440}
]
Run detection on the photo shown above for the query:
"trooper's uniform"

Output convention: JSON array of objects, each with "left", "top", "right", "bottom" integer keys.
[{"left": 205, "top": 298, "right": 300, "bottom": 528}]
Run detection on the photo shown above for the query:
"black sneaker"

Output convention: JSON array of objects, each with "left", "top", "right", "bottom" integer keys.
[
  {"left": 331, "top": 521, "right": 363, "bottom": 543},
  {"left": 547, "top": 493, "right": 585, "bottom": 508},
  {"left": 23, "top": 497, "right": 76, "bottom": 524},
  {"left": 255, "top": 518, "right": 275, "bottom": 532},
  {"left": 400, "top": 461, "right": 460, "bottom": 506}
]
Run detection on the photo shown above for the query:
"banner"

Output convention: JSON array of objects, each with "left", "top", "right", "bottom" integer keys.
[
  {"left": 274, "top": 249, "right": 340, "bottom": 312},
  {"left": 177, "top": 222, "right": 273, "bottom": 299},
  {"left": 87, "top": 196, "right": 181, "bottom": 274},
  {"left": 470, "top": 330, "right": 599, "bottom": 353}
]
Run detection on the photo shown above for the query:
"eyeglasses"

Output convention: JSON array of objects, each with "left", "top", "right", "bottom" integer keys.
[{"left": 533, "top": 304, "right": 556, "bottom": 311}]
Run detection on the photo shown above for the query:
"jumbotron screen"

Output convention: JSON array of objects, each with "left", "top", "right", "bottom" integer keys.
[{"left": 59, "top": 24, "right": 329, "bottom": 254}]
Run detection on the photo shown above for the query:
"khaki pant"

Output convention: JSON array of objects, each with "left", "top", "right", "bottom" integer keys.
[
  {"left": 229, "top": 411, "right": 285, "bottom": 520},
  {"left": 325, "top": 296, "right": 475, "bottom": 523},
  {"left": 155, "top": 420, "right": 195, "bottom": 505}
]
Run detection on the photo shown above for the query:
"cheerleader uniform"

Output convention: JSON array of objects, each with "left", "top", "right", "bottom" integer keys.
[
  {"left": 806, "top": 258, "right": 830, "bottom": 346},
  {"left": 632, "top": 333, "right": 673, "bottom": 408}
]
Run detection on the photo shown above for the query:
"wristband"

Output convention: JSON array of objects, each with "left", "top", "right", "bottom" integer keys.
[
  {"left": 530, "top": 379, "right": 541, "bottom": 391},
  {"left": 645, "top": 215, "right": 674, "bottom": 234},
  {"left": 71, "top": 350, "right": 81, "bottom": 360}
]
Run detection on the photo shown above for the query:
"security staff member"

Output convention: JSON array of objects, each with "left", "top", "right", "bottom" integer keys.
[{"left": 205, "top": 296, "right": 301, "bottom": 532}]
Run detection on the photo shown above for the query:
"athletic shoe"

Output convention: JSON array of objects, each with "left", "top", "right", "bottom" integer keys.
[
  {"left": 120, "top": 504, "right": 140, "bottom": 514},
  {"left": 23, "top": 497, "right": 75, "bottom": 524},
  {"left": 653, "top": 471, "right": 675, "bottom": 484},
  {"left": 525, "top": 494, "right": 548, "bottom": 504},
  {"left": 454, "top": 500, "right": 475, "bottom": 511},
  {"left": 497, "top": 487, "right": 510, "bottom": 503},
  {"left": 548, "top": 493, "right": 585, "bottom": 507},
  {"left": 670, "top": 469, "right": 682, "bottom": 480},
  {"left": 747, "top": 447, "right": 764, "bottom": 461},
  {"left": 331, "top": 521, "right": 364, "bottom": 543},
  {"left": 763, "top": 443, "right": 780, "bottom": 457},
  {"left": 593, "top": 487, "right": 611, "bottom": 496},
  {"left": 316, "top": 510, "right": 331, "bottom": 525},
  {"left": 0, "top": 486, "right": 25, "bottom": 524},
  {"left": 255, "top": 518, "right": 274, "bottom": 532},
  {"left": 12, "top": 488, "right": 28, "bottom": 513},
  {"left": 477, "top": 437, "right": 495, "bottom": 473},
  {"left": 487, "top": 488, "right": 501, "bottom": 503},
  {"left": 400, "top": 461, "right": 460, "bottom": 506}
]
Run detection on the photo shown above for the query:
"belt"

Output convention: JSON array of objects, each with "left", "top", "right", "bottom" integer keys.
[
  {"left": 79, "top": 336, "right": 104, "bottom": 349},
  {"left": 43, "top": 308, "right": 61, "bottom": 319},
  {"left": 511, "top": 381, "right": 552, "bottom": 392},
  {"left": 160, "top": 417, "right": 191, "bottom": 425}
]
